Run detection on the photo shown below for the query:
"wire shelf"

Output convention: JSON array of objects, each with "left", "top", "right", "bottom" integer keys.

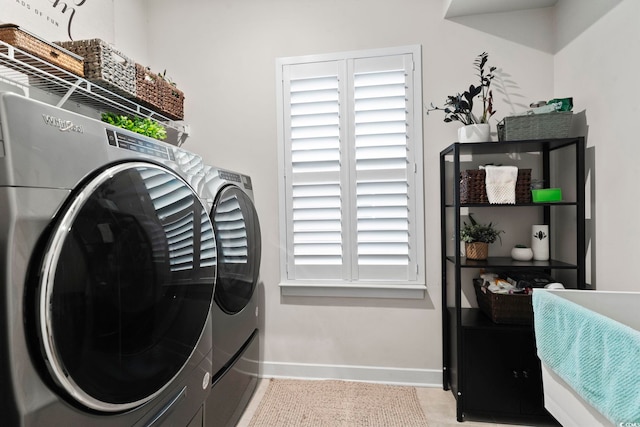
[{"left": 0, "top": 40, "right": 188, "bottom": 146}]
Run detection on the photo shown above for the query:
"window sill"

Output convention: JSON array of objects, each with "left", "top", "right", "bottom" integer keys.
[{"left": 279, "top": 282, "right": 427, "bottom": 299}]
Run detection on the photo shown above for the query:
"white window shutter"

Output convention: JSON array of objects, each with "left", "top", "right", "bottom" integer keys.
[
  {"left": 284, "top": 61, "right": 346, "bottom": 280},
  {"left": 351, "top": 54, "right": 417, "bottom": 281},
  {"left": 278, "top": 46, "right": 424, "bottom": 287}
]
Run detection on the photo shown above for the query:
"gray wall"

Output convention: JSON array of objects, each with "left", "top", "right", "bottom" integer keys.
[
  {"left": 143, "top": 0, "right": 634, "bottom": 384},
  {"left": 141, "top": 0, "right": 558, "bottom": 385}
]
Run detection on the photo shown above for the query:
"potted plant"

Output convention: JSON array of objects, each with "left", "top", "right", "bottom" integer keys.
[
  {"left": 460, "top": 213, "right": 503, "bottom": 260},
  {"left": 426, "top": 52, "right": 497, "bottom": 142}
]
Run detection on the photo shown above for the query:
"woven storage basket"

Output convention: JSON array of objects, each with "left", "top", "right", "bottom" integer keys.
[
  {"left": 159, "top": 81, "right": 184, "bottom": 120},
  {"left": 135, "top": 64, "right": 162, "bottom": 111},
  {"left": 57, "top": 39, "right": 135, "bottom": 97},
  {"left": 460, "top": 168, "right": 531, "bottom": 204},
  {"left": 134, "top": 64, "right": 184, "bottom": 120},
  {"left": 497, "top": 112, "right": 572, "bottom": 141},
  {"left": 473, "top": 279, "right": 533, "bottom": 325},
  {"left": 0, "top": 24, "right": 84, "bottom": 76}
]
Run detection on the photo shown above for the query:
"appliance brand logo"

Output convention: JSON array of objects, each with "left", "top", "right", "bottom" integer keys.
[{"left": 42, "top": 114, "right": 84, "bottom": 133}]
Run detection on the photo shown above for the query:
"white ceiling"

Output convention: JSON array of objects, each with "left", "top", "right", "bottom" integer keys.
[{"left": 444, "top": 0, "right": 559, "bottom": 18}]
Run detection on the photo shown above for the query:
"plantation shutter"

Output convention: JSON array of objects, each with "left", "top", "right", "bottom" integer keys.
[
  {"left": 279, "top": 47, "right": 423, "bottom": 286},
  {"left": 283, "top": 61, "right": 347, "bottom": 280},
  {"left": 351, "top": 54, "right": 417, "bottom": 281}
]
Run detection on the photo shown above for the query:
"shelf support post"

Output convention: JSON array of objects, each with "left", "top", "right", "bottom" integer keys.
[{"left": 56, "top": 78, "right": 83, "bottom": 108}]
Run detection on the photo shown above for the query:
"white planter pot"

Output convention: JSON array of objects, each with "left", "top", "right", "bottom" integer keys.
[
  {"left": 511, "top": 246, "right": 533, "bottom": 261},
  {"left": 458, "top": 123, "right": 491, "bottom": 143}
]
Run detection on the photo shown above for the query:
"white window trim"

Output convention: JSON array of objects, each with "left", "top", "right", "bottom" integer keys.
[{"left": 276, "top": 45, "right": 425, "bottom": 299}]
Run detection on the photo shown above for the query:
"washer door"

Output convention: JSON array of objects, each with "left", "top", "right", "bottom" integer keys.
[
  {"left": 38, "top": 162, "right": 216, "bottom": 412},
  {"left": 212, "top": 186, "right": 261, "bottom": 315}
]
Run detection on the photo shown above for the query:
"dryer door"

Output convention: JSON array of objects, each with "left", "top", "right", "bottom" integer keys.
[
  {"left": 37, "top": 162, "right": 216, "bottom": 412},
  {"left": 212, "top": 186, "right": 261, "bottom": 315}
]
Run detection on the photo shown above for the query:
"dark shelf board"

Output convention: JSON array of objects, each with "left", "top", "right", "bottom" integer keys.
[
  {"left": 440, "top": 138, "right": 581, "bottom": 157},
  {"left": 445, "top": 201, "right": 578, "bottom": 208},
  {"left": 445, "top": 256, "right": 577, "bottom": 269}
]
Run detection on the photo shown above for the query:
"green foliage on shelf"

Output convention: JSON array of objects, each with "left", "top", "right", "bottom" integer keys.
[
  {"left": 101, "top": 112, "right": 167, "bottom": 141},
  {"left": 460, "top": 213, "right": 504, "bottom": 244}
]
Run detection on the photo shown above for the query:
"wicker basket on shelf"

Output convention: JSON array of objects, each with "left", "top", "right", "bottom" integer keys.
[
  {"left": 497, "top": 112, "right": 572, "bottom": 141},
  {"left": 159, "top": 81, "right": 184, "bottom": 120},
  {"left": 460, "top": 168, "right": 531, "bottom": 204},
  {"left": 56, "top": 39, "right": 136, "bottom": 98},
  {"left": 0, "top": 24, "right": 84, "bottom": 76},
  {"left": 135, "top": 64, "right": 162, "bottom": 111},
  {"left": 135, "top": 64, "right": 184, "bottom": 120},
  {"left": 473, "top": 279, "right": 533, "bottom": 325}
]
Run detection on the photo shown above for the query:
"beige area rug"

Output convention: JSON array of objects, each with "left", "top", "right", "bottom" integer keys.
[{"left": 248, "top": 379, "right": 429, "bottom": 426}]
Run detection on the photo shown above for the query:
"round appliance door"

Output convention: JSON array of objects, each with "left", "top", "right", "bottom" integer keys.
[
  {"left": 38, "top": 162, "right": 217, "bottom": 412},
  {"left": 212, "top": 185, "right": 261, "bottom": 315}
]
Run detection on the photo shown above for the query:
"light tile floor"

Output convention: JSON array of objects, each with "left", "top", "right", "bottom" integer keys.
[{"left": 236, "top": 379, "right": 560, "bottom": 427}]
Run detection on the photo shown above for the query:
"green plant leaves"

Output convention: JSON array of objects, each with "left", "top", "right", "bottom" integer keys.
[
  {"left": 426, "top": 52, "right": 498, "bottom": 125},
  {"left": 101, "top": 112, "right": 167, "bottom": 140},
  {"left": 460, "top": 213, "right": 504, "bottom": 244}
]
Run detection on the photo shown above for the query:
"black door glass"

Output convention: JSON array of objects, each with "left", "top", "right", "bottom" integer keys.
[
  {"left": 44, "top": 164, "right": 216, "bottom": 409},
  {"left": 212, "top": 187, "right": 261, "bottom": 314}
]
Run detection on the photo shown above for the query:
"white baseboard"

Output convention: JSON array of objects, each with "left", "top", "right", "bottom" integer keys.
[{"left": 261, "top": 361, "right": 442, "bottom": 388}]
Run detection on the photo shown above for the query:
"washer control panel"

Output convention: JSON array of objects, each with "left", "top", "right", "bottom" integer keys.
[
  {"left": 219, "top": 169, "right": 253, "bottom": 190},
  {"left": 219, "top": 170, "right": 241, "bottom": 183},
  {"left": 106, "top": 129, "right": 175, "bottom": 161}
]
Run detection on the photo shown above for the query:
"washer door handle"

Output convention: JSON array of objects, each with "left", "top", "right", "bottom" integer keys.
[{"left": 144, "top": 386, "right": 187, "bottom": 427}]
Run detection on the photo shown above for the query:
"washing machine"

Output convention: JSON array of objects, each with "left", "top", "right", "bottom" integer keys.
[
  {"left": 0, "top": 90, "right": 217, "bottom": 426},
  {"left": 201, "top": 166, "right": 262, "bottom": 427}
]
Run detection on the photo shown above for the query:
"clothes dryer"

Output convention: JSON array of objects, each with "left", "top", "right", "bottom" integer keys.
[
  {"left": 0, "top": 91, "right": 216, "bottom": 426},
  {"left": 201, "top": 167, "right": 262, "bottom": 427}
]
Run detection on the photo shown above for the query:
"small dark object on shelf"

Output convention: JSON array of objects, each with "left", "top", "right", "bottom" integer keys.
[{"left": 501, "top": 271, "right": 555, "bottom": 289}]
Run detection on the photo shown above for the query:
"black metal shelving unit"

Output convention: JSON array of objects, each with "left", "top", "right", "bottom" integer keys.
[{"left": 440, "top": 137, "right": 586, "bottom": 422}]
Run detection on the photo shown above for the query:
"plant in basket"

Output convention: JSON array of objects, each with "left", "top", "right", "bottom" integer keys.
[{"left": 460, "top": 213, "right": 503, "bottom": 260}]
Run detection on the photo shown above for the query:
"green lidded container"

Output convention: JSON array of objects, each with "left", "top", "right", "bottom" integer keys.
[{"left": 532, "top": 188, "right": 562, "bottom": 203}]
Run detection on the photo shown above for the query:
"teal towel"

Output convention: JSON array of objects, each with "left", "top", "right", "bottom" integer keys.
[{"left": 533, "top": 290, "right": 640, "bottom": 425}]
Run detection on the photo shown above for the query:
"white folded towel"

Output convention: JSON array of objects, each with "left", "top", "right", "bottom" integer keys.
[{"left": 482, "top": 165, "right": 518, "bottom": 204}]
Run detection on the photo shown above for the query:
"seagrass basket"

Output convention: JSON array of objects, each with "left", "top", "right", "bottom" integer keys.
[
  {"left": 460, "top": 168, "right": 531, "bottom": 204},
  {"left": 0, "top": 24, "right": 84, "bottom": 76},
  {"left": 135, "top": 64, "right": 184, "bottom": 120},
  {"left": 497, "top": 112, "right": 572, "bottom": 141},
  {"left": 160, "top": 82, "right": 184, "bottom": 120},
  {"left": 57, "top": 39, "right": 136, "bottom": 97},
  {"left": 135, "top": 64, "right": 162, "bottom": 111}
]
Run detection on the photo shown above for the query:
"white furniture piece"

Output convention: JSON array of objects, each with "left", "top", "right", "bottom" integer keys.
[
  {"left": 540, "top": 363, "right": 613, "bottom": 427},
  {"left": 533, "top": 289, "right": 640, "bottom": 427}
]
